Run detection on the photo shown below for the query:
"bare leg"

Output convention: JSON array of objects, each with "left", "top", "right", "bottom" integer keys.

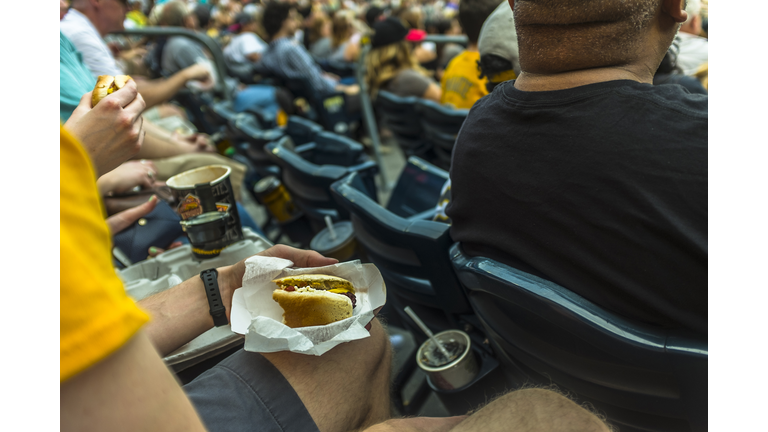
[
  {"left": 450, "top": 388, "right": 613, "bottom": 432},
  {"left": 262, "top": 318, "right": 393, "bottom": 432}
]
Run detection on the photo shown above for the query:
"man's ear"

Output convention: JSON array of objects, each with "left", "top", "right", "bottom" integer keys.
[{"left": 661, "top": 0, "right": 688, "bottom": 23}]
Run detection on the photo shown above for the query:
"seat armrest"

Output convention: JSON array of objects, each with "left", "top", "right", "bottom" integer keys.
[
  {"left": 406, "top": 209, "right": 438, "bottom": 222},
  {"left": 348, "top": 160, "right": 379, "bottom": 174},
  {"left": 295, "top": 142, "right": 317, "bottom": 156}
]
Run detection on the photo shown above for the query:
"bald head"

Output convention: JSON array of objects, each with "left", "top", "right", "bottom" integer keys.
[{"left": 513, "top": 0, "right": 683, "bottom": 75}]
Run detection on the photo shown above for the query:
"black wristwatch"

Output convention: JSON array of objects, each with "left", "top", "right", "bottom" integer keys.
[{"left": 200, "top": 268, "right": 228, "bottom": 327}]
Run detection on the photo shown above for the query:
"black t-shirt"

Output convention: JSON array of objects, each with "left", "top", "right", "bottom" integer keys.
[{"left": 446, "top": 80, "right": 707, "bottom": 335}]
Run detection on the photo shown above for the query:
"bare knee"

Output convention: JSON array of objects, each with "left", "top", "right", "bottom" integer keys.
[{"left": 453, "top": 388, "right": 613, "bottom": 432}]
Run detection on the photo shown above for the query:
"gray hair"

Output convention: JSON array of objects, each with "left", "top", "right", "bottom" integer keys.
[{"left": 159, "top": 1, "right": 190, "bottom": 27}]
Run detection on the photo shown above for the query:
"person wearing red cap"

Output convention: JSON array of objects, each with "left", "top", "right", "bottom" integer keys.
[{"left": 365, "top": 17, "right": 441, "bottom": 102}]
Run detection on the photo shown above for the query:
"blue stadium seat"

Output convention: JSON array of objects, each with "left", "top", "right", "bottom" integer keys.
[
  {"left": 375, "top": 90, "right": 431, "bottom": 158},
  {"left": 414, "top": 99, "right": 469, "bottom": 170},
  {"left": 385, "top": 156, "right": 449, "bottom": 219},
  {"left": 265, "top": 135, "right": 378, "bottom": 235},
  {"left": 449, "top": 243, "right": 708, "bottom": 432}
]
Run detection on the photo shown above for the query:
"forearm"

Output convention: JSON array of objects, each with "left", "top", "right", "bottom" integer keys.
[
  {"left": 96, "top": 173, "right": 118, "bottom": 196},
  {"left": 136, "top": 72, "right": 190, "bottom": 109},
  {"left": 138, "top": 267, "right": 236, "bottom": 356},
  {"left": 133, "top": 119, "right": 188, "bottom": 159},
  {"left": 61, "top": 330, "right": 208, "bottom": 432}
]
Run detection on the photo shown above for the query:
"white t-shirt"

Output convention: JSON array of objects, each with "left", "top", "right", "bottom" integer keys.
[
  {"left": 677, "top": 32, "right": 708, "bottom": 76},
  {"left": 60, "top": 9, "right": 123, "bottom": 77},
  {"left": 223, "top": 32, "right": 267, "bottom": 65}
]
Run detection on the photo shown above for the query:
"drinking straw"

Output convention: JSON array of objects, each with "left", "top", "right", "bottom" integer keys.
[
  {"left": 324, "top": 215, "right": 337, "bottom": 240},
  {"left": 404, "top": 306, "right": 452, "bottom": 360}
]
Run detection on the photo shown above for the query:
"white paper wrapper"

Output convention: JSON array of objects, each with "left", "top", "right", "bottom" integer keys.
[{"left": 230, "top": 256, "right": 387, "bottom": 355}]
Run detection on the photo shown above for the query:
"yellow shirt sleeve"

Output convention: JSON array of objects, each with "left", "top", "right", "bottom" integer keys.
[{"left": 60, "top": 126, "right": 149, "bottom": 382}]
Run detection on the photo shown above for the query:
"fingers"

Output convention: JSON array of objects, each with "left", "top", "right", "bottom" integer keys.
[
  {"left": 259, "top": 244, "right": 339, "bottom": 268},
  {"left": 123, "top": 88, "right": 146, "bottom": 122},
  {"left": 138, "top": 159, "right": 157, "bottom": 172},
  {"left": 106, "top": 196, "right": 159, "bottom": 235},
  {"left": 107, "top": 78, "right": 140, "bottom": 108},
  {"left": 148, "top": 241, "right": 183, "bottom": 258},
  {"left": 365, "top": 306, "right": 385, "bottom": 331},
  {"left": 78, "top": 90, "right": 95, "bottom": 110}
]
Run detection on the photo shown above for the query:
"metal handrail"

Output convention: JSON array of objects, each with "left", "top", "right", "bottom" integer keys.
[
  {"left": 421, "top": 35, "right": 469, "bottom": 45},
  {"left": 355, "top": 34, "right": 469, "bottom": 191},
  {"left": 111, "top": 27, "right": 231, "bottom": 100}
]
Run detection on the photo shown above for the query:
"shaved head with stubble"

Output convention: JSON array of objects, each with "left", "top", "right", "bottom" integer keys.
[{"left": 509, "top": 0, "right": 689, "bottom": 90}]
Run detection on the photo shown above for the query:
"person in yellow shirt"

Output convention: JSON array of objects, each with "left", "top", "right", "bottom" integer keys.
[
  {"left": 125, "top": 0, "right": 149, "bottom": 29},
  {"left": 476, "top": 2, "right": 521, "bottom": 93},
  {"left": 439, "top": 0, "right": 503, "bottom": 109},
  {"left": 60, "top": 124, "right": 393, "bottom": 431}
]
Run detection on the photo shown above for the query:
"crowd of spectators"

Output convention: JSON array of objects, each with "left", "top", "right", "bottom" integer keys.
[{"left": 60, "top": 0, "right": 708, "bottom": 430}]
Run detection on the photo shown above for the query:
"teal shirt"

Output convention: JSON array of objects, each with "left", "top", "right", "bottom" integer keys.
[{"left": 60, "top": 32, "right": 96, "bottom": 122}]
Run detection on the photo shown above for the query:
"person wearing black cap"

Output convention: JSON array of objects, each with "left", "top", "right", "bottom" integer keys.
[
  {"left": 365, "top": 6, "right": 385, "bottom": 28},
  {"left": 365, "top": 17, "right": 441, "bottom": 102}
]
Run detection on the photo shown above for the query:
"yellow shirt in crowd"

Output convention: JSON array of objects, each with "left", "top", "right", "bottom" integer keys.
[
  {"left": 60, "top": 126, "right": 149, "bottom": 382},
  {"left": 439, "top": 50, "right": 487, "bottom": 110}
]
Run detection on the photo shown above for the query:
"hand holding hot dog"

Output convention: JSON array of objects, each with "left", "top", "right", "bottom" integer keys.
[{"left": 63, "top": 76, "right": 146, "bottom": 176}]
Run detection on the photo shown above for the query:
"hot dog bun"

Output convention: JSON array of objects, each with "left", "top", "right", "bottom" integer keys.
[
  {"left": 91, "top": 75, "right": 132, "bottom": 107},
  {"left": 272, "top": 274, "right": 355, "bottom": 328}
]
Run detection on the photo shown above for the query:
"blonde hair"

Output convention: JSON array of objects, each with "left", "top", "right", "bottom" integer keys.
[
  {"left": 693, "top": 62, "right": 708, "bottom": 92},
  {"left": 365, "top": 40, "right": 427, "bottom": 97},
  {"left": 309, "top": 14, "right": 329, "bottom": 46},
  {"left": 331, "top": 13, "right": 352, "bottom": 48}
]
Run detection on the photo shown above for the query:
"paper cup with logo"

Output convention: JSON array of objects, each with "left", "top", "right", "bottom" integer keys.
[{"left": 166, "top": 165, "right": 244, "bottom": 256}]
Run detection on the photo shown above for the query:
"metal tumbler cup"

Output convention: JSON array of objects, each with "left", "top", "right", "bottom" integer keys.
[{"left": 416, "top": 330, "right": 479, "bottom": 391}]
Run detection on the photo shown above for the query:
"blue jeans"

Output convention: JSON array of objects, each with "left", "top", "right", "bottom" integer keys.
[{"left": 234, "top": 85, "right": 279, "bottom": 117}]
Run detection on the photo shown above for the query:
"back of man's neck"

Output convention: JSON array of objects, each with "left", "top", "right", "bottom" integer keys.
[{"left": 514, "top": 65, "right": 651, "bottom": 92}]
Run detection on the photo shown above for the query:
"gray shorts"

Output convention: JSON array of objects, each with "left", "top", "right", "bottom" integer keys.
[{"left": 184, "top": 349, "right": 320, "bottom": 432}]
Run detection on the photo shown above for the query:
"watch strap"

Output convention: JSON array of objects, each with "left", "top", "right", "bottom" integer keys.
[{"left": 200, "top": 268, "right": 228, "bottom": 327}]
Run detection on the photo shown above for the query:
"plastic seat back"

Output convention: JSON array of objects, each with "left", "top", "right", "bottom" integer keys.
[
  {"left": 331, "top": 171, "right": 473, "bottom": 338},
  {"left": 449, "top": 243, "right": 708, "bottom": 432},
  {"left": 285, "top": 116, "right": 323, "bottom": 146},
  {"left": 283, "top": 76, "right": 354, "bottom": 135},
  {"left": 266, "top": 135, "right": 378, "bottom": 232},
  {"left": 385, "top": 156, "right": 449, "bottom": 219},
  {"left": 375, "top": 91, "right": 430, "bottom": 157},
  {"left": 311, "top": 131, "right": 367, "bottom": 167},
  {"left": 229, "top": 115, "right": 285, "bottom": 167},
  {"left": 415, "top": 99, "right": 468, "bottom": 170}
]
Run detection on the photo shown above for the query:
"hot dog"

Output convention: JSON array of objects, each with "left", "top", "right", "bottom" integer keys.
[
  {"left": 91, "top": 75, "right": 132, "bottom": 106},
  {"left": 272, "top": 274, "right": 357, "bottom": 328}
]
